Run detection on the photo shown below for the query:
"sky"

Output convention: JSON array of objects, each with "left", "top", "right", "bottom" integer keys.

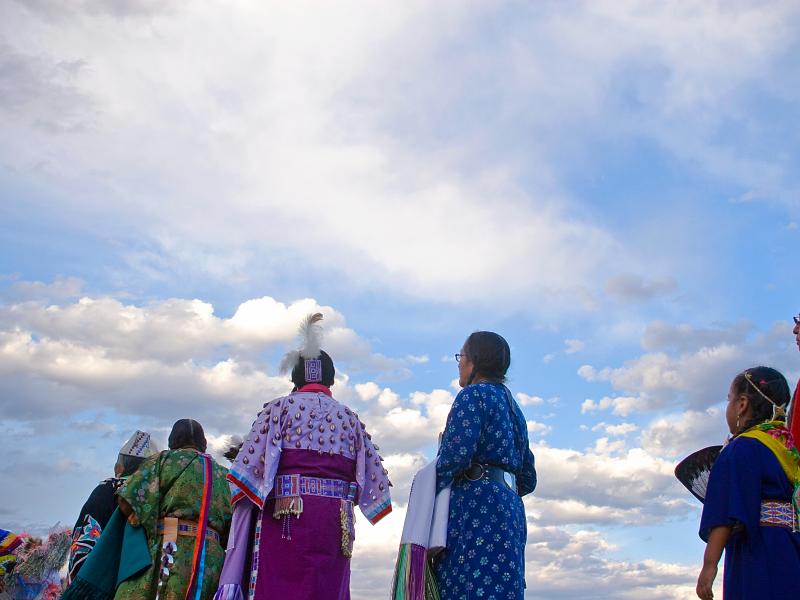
[{"left": 1, "top": 1, "right": 799, "bottom": 598}]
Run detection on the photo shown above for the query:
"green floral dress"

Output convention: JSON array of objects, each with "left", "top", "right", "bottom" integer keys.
[{"left": 114, "top": 449, "right": 232, "bottom": 600}]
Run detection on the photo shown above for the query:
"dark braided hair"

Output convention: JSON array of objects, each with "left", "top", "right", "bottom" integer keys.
[
  {"left": 731, "top": 366, "right": 790, "bottom": 431},
  {"left": 464, "top": 331, "right": 511, "bottom": 384}
]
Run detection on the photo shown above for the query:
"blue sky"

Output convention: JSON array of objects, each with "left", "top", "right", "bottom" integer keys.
[{"left": 1, "top": 1, "right": 799, "bottom": 598}]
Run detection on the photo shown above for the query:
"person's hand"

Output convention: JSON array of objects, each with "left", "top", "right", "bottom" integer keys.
[{"left": 696, "top": 563, "right": 717, "bottom": 599}]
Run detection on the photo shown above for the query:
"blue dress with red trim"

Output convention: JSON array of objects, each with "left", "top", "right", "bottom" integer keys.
[
  {"left": 699, "top": 436, "right": 800, "bottom": 599},
  {"left": 434, "top": 382, "right": 536, "bottom": 600}
]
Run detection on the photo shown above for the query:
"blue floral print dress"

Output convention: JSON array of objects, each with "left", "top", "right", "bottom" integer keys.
[{"left": 435, "top": 382, "right": 537, "bottom": 600}]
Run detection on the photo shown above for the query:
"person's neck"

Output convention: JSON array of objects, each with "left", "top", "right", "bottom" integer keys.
[{"left": 297, "top": 383, "right": 333, "bottom": 396}]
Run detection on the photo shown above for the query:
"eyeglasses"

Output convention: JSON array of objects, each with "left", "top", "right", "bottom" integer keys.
[{"left": 454, "top": 353, "right": 464, "bottom": 363}]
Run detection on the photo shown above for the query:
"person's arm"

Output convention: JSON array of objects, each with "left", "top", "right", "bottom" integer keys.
[
  {"left": 696, "top": 525, "right": 731, "bottom": 600},
  {"left": 517, "top": 446, "right": 537, "bottom": 496},
  {"left": 436, "top": 387, "right": 483, "bottom": 491},
  {"left": 116, "top": 496, "right": 139, "bottom": 525}
]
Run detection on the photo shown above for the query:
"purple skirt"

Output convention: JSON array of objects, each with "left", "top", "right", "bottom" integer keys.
[{"left": 255, "top": 449, "right": 356, "bottom": 600}]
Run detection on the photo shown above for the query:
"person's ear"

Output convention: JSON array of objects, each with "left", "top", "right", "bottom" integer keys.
[
  {"left": 736, "top": 395, "right": 752, "bottom": 417},
  {"left": 114, "top": 463, "right": 123, "bottom": 477}
]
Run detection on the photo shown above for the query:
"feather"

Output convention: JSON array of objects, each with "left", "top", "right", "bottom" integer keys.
[
  {"left": 298, "top": 312, "right": 324, "bottom": 359},
  {"left": 279, "top": 350, "right": 301, "bottom": 375},
  {"left": 674, "top": 445, "right": 722, "bottom": 503},
  {"left": 278, "top": 313, "right": 325, "bottom": 374}
]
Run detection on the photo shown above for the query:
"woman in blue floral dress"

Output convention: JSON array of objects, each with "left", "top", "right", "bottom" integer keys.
[{"left": 435, "top": 331, "right": 537, "bottom": 600}]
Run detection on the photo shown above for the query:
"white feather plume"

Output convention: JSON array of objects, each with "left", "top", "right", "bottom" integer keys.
[
  {"left": 277, "top": 312, "right": 325, "bottom": 373},
  {"left": 279, "top": 350, "right": 300, "bottom": 375},
  {"left": 298, "top": 312, "right": 324, "bottom": 359}
]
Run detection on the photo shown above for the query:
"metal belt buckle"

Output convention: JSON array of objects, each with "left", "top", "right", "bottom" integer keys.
[
  {"left": 503, "top": 471, "right": 517, "bottom": 492},
  {"left": 465, "top": 464, "right": 486, "bottom": 481}
]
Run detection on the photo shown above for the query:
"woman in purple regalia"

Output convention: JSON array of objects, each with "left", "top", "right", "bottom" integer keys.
[{"left": 215, "top": 313, "right": 392, "bottom": 600}]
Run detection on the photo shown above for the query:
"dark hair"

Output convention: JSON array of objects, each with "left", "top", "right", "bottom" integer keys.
[
  {"left": 168, "top": 418, "right": 207, "bottom": 452},
  {"left": 731, "top": 366, "right": 791, "bottom": 430},
  {"left": 291, "top": 350, "right": 335, "bottom": 388},
  {"left": 463, "top": 331, "right": 511, "bottom": 384},
  {"left": 115, "top": 454, "right": 145, "bottom": 477}
]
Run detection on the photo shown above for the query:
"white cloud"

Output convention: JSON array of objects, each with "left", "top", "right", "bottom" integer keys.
[
  {"left": 578, "top": 321, "right": 792, "bottom": 410},
  {"left": 12, "top": 1, "right": 798, "bottom": 313},
  {"left": 580, "top": 396, "right": 645, "bottom": 417},
  {"left": 517, "top": 392, "right": 545, "bottom": 406},
  {"left": 526, "top": 420, "right": 552, "bottom": 437},
  {"left": 639, "top": 408, "right": 725, "bottom": 460},
  {"left": 0, "top": 293, "right": 433, "bottom": 429},
  {"left": 522, "top": 524, "right": 701, "bottom": 600},
  {"left": 531, "top": 442, "right": 690, "bottom": 526},
  {"left": 354, "top": 381, "right": 380, "bottom": 402},
  {"left": 592, "top": 422, "right": 638, "bottom": 437},
  {"left": 564, "top": 338, "right": 585, "bottom": 354}
]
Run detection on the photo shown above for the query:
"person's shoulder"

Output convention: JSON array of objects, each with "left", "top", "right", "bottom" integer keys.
[
  {"left": 260, "top": 395, "right": 290, "bottom": 411},
  {"left": 88, "top": 479, "right": 116, "bottom": 499},
  {"left": 455, "top": 384, "right": 491, "bottom": 406},
  {"left": 459, "top": 381, "right": 504, "bottom": 398},
  {"left": 719, "top": 435, "right": 763, "bottom": 462}
]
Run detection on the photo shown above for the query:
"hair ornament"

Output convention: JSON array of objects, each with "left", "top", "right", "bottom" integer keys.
[
  {"left": 743, "top": 371, "right": 786, "bottom": 421},
  {"left": 279, "top": 312, "right": 325, "bottom": 375}
]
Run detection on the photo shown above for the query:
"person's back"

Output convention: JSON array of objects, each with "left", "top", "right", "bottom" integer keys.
[
  {"left": 219, "top": 314, "right": 392, "bottom": 600},
  {"left": 114, "top": 421, "right": 232, "bottom": 600}
]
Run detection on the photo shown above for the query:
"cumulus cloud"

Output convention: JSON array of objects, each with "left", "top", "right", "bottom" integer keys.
[
  {"left": 639, "top": 408, "right": 725, "bottom": 460},
  {"left": 517, "top": 392, "right": 545, "bottom": 406},
  {"left": 522, "top": 524, "right": 700, "bottom": 600},
  {"left": 0, "top": 293, "right": 433, "bottom": 430},
  {"left": 580, "top": 395, "right": 645, "bottom": 417},
  {"left": 530, "top": 441, "right": 689, "bottom": 526},
  {"left": 0, "top": 293, "right": 417, "bottom": 368},
  {"left": 578, "top": 320, "right": 794, "bottom": 411},
  {"left": 526, "top": 420, "right": 552, "bottom": 438},
  {"left": 592, "top": 422, "right": 638, "bottom": 437}
]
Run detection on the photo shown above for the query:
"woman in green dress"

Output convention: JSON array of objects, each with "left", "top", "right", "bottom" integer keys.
[{"left": 115, "top": 419, "right": 232, "bottom": 600}]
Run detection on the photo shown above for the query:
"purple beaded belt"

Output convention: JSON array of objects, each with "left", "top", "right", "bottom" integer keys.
[
  {"left": 760, "top": 500, "right": 798, "bottom": 530},
  {"left": 273, "top": 474, "right": 357, "bottom": 501}
]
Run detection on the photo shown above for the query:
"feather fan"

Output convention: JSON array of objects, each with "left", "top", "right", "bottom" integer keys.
[{"left": 674, "top": 445, "right": 722, "bottom": 503}]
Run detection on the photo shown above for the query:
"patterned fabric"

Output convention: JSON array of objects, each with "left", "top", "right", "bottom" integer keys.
[
  {"left": 0, "top": 528, "right": 21, "bottom": 576},
  {"left": 113, "top": 449, "right": 232, "bottom": 600},
  {"left": 253, "top": 451, "right": 356, "bottom": 599},
  {"left": 700, "top": 436, "right": 800, "bottom": 599},
  {"left": 760, "top": 500, "right": 797, "bottom": 529},
  {"left": 434, "top": 382, "right": 536, "bottom": 600},
  {"left": 68, "top": 478, "right": 123, "bottom": 581},
  {"left": 227, "top": 387, "right": 392, "bottom": 523},
  {"left": 273, "top": 475, "right": 357, "bottom": 500},
  {"left": 69, "top": 514, "right": 103, "bottom": 580}
]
